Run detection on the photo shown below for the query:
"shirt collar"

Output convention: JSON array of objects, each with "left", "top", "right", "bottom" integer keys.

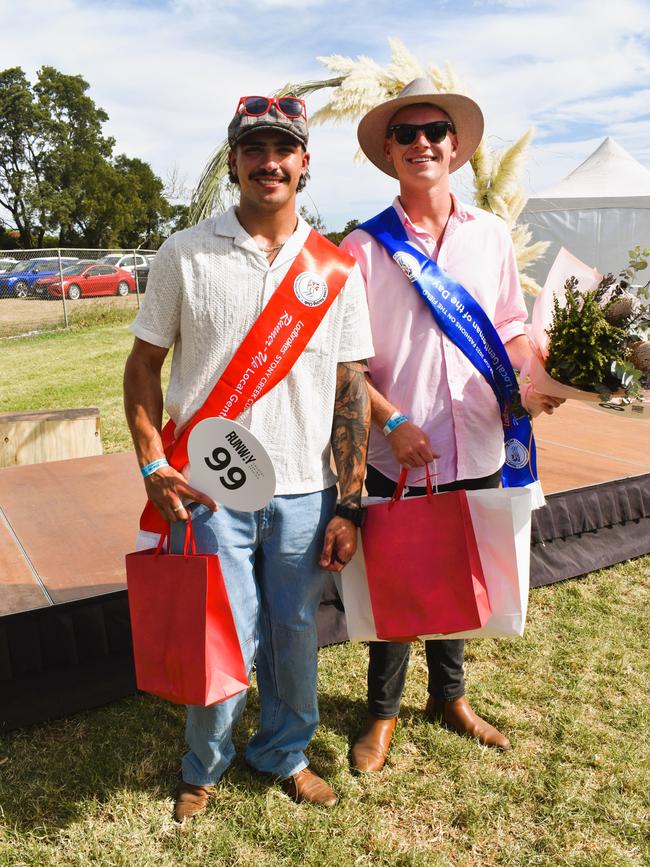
[
  {"left": 213, "top": 205, "right": 311, "bottom": 268},
  {"left": 392, "top": 193, "right": 475, "bottom": 237}
]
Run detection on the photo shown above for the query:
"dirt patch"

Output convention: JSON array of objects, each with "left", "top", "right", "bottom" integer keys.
[{"left": 0, "top": 295, "right": 141, "bottom": 338}]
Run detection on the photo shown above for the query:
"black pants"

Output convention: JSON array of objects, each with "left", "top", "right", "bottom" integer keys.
[{"left": 365, "top": 464, "right": 502, "bottom": 719}]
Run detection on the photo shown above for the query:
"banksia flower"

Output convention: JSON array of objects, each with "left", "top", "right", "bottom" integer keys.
[
  {"left": 630, "top": 340, "right": 650, "bottom": 372},
  {"left": 605, "top": 292, "right": 636, "bottom": 324}
]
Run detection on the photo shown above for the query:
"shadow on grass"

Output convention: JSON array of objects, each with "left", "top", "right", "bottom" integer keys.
[
  {"left": 0, "top": 684, "right": 382, "bottom": 836},
  {"left": 1, "top": 692, "right": 276, "bottom": 835},
  {"left": 0, "top": 692, "right": 187, "bottom": 834}
]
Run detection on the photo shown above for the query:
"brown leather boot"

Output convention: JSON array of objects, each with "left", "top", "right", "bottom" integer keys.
[
  {"left": 350, "top": 716, "right": 398, "bottom": 772},
  {"left": 426, "top": 695, "right": 511, "bottom": 750},
  {"left": 174, "top": 781, "right": 215, "bottom": 823},
  {"left": 281, "top": 767, "right": 338, "bottom": 806}
]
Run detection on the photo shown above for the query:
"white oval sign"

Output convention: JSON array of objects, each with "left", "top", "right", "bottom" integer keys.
[{"left": 187, "top": 418, "right": 276, "bottom": 511}]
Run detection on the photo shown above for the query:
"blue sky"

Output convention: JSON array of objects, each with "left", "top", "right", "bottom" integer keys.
[{"left": 2, "top": 0, "right": 650, "bottom": 229}]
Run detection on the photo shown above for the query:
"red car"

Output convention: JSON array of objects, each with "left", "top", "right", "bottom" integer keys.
[{"left": 33, "top": 262, "right": 136, "bottom": 299}]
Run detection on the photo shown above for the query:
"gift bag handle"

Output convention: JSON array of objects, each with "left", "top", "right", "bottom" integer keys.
[
  {"left": 154, "top": 514, "right": 197, "bottom": 559},
  {"left": 392, "top": 461, "right": 438, "bottom": 504},
  {"left": 183, "top": 516, "right": 197, "bottom": 557}
]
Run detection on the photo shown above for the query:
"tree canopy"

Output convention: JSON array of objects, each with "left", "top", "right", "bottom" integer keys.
[{"left": 0, "top": 66, "right": 174, "bottom": 248}]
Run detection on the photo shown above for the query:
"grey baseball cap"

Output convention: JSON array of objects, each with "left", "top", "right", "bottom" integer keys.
[{"left": 228, "top": 98, "right": 309, "bottom": 149}]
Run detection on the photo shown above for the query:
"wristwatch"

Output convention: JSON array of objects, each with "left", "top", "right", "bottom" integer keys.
[{"left": 335, "top": 503, "right": 366, "bottom": 527}]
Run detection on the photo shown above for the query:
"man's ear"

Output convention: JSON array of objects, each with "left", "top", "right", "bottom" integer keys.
[
  {"left": 228, "top": 148, "right": 238, "bottom": 179},
  {"left": 384, "top": 138, "right": 393, "bottom": 163},
  {"left": 449, "top": 133, "right": 459, "bottom": 162}
]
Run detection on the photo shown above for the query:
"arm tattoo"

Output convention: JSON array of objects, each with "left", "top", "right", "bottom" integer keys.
[{"left": 331, "top": 360, "right": 370, "bottom": 508}]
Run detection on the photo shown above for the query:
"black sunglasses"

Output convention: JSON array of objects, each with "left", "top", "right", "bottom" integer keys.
[{"left": 388, "top": 121, "right": 455, "bottom": 146}]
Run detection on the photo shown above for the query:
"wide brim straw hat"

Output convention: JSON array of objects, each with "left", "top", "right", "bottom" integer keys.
[{"left": 357, "top": 77, "right": 484, "bottom": 178}]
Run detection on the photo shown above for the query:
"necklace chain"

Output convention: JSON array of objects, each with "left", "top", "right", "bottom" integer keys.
[
  {"left": 254, "top": 217, "right": 299, "bottom": 255},
  {"left": 258, "top": 240, "right": 285, "bottom": 253}
]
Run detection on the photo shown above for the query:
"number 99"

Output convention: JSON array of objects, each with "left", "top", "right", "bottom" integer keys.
[
  {"left": 205, "top": 446, "right": 247, "bottom": 491},
  {"left": 221, "top": 466, "right": 246, "bottom": 490}
]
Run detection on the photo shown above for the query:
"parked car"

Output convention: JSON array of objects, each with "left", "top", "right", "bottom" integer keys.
[
  {"left": 132, "top": 264, "right": 149, "bottom": 292},
  {"left": 0, "top": 257, "right": 17, "bottom": 274},
  {"left": 26, "top": 260, "right": 96, "bottom": 296},
  {"left": 33, "top": 263, "right": 136, "bottom": 300},
  {"left": 97, "top": 253, "right": 150, "bottom": 273},
  {"left": 0, "top": 257, "right": 79, "bottom": 298}
]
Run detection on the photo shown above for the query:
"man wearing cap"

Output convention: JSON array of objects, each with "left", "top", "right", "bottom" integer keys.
[
  {"left": 124, "top": 95, "right": 373, "bottom": 817},
  {"left": 340, "top": 79, "right": 562, "bottom": 772}
]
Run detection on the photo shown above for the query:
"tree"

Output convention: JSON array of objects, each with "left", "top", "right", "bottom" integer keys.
[
  {"left": 0, "top": 65, "right": 173, "bottom": 249},
  {"left": 35, "top": 65, "right": 115, "bottom": 246},
  {"left": 325, "top": 218, "right": 359, "bottom": 246},
  {"left": 111, "top": 156, "right": 171, "bottom": 248},
  {"left": 298, "top": 205, "right": 327, "bottom": 234},
  {"left": 0, "top": 67, "right": 50, "bottom": 247}
]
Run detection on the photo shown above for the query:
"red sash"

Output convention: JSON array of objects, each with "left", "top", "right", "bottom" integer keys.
[{"left": 140, "top": 229, "right": 355, "bottom": 534}]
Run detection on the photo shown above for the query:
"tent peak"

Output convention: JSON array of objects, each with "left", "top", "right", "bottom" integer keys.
[{"left": 534, "top": 136, "right": 650, "bottom": 200}]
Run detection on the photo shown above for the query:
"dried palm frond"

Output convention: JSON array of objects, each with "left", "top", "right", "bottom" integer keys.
[
  {"left": 189, "top": 144, "right": 234, "bottom": 227},
  {"left": 511, "top": 224, "right": 549, "bottom": 295},
  {"left": 189, "top": 38, "right": 547, "bottom": 294},
  {"left": 489, "top": 130, "right": 534, "bottom": 202}
]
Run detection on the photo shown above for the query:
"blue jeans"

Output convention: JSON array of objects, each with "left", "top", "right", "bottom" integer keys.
[{"left": 170, "top": 486, "right": 336, "bottom": 785}]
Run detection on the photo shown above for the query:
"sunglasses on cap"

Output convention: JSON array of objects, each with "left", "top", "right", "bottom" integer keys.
[
  {"left": 387, "top": 121, "right": 455, "bottom": 146},
  {"left": 236, "top": 95, "right": 307, "bottom": 120}
]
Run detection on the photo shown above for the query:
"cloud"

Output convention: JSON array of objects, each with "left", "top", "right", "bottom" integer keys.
[{"left": 1, "top": 0, "right": 649, "bottom": 230}]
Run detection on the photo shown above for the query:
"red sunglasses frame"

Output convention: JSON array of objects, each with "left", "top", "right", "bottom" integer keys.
[{"left": 236, "top": 95, "right": 307, "bottom": 120}]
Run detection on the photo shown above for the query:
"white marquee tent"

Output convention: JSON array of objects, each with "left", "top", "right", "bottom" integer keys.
[{"left": 520, "top": 137, "right": 650, "bottom": 290}]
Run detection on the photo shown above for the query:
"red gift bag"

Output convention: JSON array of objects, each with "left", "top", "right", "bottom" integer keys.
[
  {"left": 362, "top": 468, "right": 491, "bottom": 640},
  {"left": 125, "top": 519, "right": 249, "bottom": 706}
]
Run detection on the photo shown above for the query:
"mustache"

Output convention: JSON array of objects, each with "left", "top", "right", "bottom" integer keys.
[{"left": 249, "top": 169, "right": 290, "bottom": 182}]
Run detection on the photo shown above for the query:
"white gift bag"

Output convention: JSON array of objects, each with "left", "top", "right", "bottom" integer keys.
[{"left": 336, "top": 487, "right": 533, "bottom": 642}]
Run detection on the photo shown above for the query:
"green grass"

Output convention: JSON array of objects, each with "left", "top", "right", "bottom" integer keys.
[
  {"left": 0, "top": 559, "right": 648, "bottom": 866},
  {"left": 0, "top": 309, "right": 169, "bottom": 453},
  {"left": 0, "top": 322, "right": 648, "bottom": 865}
]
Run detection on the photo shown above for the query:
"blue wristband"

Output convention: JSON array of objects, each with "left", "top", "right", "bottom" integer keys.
[
  {"left": 382, "top": 412, "right": 409, "bottom": 436},
  {"left": 141, "top": 457, "right": 169, "bottom": 478}
]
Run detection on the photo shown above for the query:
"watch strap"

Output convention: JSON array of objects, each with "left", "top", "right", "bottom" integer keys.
[{"left": 334, "top": 503, "right": 366, "bottom": 527}]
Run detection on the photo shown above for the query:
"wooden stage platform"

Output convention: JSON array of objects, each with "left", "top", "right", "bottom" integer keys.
[
  {"left": 534, "top": 400, "right": 649, "bottom": 494},
  {"left": 1, "top": 401, "right": 648, "bottom": 619},
  {"left": 1, "top": 401, "right": 648, "bottom": 730}
]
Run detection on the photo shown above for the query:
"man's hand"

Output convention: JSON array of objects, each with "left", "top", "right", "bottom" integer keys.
[
  {"left": 144, "top": 465, "right": 218, "bottom": 523},
  {"left": 319, "top": 516, "right": 358, "bottom": 573},
  {"left": 522, "top": 388, "right": 565, "bottom": 418},
  {"left": 387, "top": 420, "right": 440, "bottom": 468}
]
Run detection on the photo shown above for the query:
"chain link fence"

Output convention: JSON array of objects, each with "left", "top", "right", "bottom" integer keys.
[{"left": 0, "top": 248, "right": 157, "bottom": 339}]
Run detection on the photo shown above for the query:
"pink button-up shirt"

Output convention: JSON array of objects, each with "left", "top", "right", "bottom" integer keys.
[{"left": 341, "top": 196, "right": 527, "bottom": 486}]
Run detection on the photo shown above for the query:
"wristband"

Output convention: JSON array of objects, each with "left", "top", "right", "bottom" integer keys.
[
  {"left": 382, "top": 411, "right": 409, "bottom": 437},
  {"left": 141, "top": 457, "right": 169, "bottom": 478}
]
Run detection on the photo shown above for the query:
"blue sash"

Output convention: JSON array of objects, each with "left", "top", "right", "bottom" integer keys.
[{"left": 360, "top": 206, "right": 540, "bottom": 492}]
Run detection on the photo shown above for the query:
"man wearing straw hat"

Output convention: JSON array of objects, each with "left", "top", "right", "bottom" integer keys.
[{"left": 341, "top": 78, "right": 562, "bottom": 772}]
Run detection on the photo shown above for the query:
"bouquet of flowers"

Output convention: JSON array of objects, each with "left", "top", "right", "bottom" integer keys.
[{"left": 524, "top": 246, "right": 650, "bottom": 416}]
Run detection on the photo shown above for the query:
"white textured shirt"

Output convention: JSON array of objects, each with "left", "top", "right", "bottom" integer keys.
[
  {"left": 132, "top": 207, "right": 374, "bottom": 495},
  {"left": 341, "top": 196, "right": 527, "bottom": 486}
]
